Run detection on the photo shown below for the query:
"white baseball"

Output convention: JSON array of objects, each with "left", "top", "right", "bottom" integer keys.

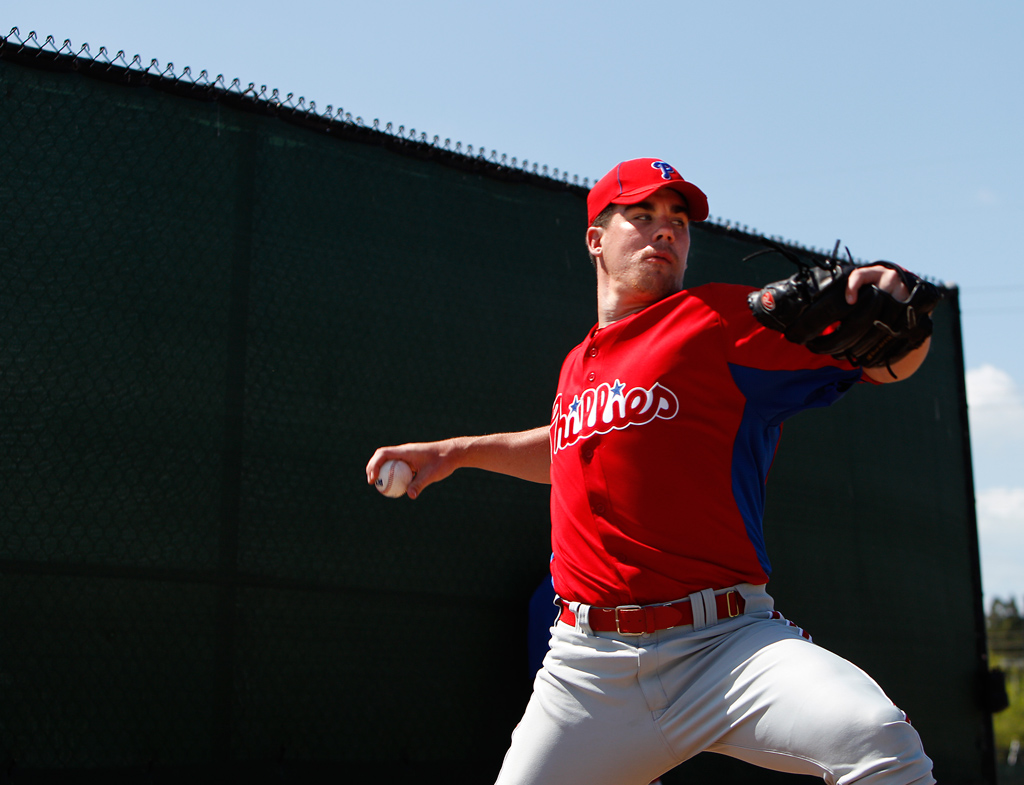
[{"left": 375, "top": 459, "right": 414, "bottom": 498}]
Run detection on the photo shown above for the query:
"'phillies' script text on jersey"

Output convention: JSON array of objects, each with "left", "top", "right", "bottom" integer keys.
[{"left": 550, "top": 380, "right": 680, "bottom": 457}]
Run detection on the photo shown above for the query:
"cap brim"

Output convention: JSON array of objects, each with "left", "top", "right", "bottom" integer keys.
[{"left": 612, "top": 182, "right": 709, "bottom": 222}]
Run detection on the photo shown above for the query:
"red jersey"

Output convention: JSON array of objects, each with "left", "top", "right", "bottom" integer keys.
[{"left": 548, "top": 283, "right": 863, "bottom": 607}]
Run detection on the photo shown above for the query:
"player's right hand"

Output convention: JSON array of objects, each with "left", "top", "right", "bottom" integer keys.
[{"left": 365, "top": 439, "right": 463, "bottom": 500}]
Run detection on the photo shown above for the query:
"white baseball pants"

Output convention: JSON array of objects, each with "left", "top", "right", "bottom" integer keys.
[{"left": 495, "top": 585, "right": 934, "bottom": 785}]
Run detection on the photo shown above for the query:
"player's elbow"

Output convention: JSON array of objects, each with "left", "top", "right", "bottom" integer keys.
[{"left": 864, "top": 338, "right": 931, "bottom": 384}]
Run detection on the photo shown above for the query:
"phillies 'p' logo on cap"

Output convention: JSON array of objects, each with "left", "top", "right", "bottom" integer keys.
[
  {"left": 587, "top": 157, "right": 709, "bottom": 225},
  {"left": 651, "top": 161, "right": 677, "bottom": 180}
]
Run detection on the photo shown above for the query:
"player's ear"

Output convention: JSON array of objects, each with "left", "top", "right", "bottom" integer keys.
[{"left": 586, "top": 225, "right": 605, "bottom": 259}]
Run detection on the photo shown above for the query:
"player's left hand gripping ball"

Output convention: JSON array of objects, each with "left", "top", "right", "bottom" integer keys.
[{"left": 375, "top": 459, "right": 414, "bottom": 498}]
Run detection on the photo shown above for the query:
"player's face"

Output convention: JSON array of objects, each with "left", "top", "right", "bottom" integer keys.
[{"left": 587, "top": 188, "right": 691, "bottom": 311}]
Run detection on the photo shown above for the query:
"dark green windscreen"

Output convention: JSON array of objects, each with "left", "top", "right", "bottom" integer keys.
[{"left": 0, "top": 45, "right": 991, "bottom": 784}]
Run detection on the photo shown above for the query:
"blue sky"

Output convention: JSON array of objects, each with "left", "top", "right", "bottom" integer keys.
[{"left": 5, "top": 1, "right": 1022, "bottom": 605}]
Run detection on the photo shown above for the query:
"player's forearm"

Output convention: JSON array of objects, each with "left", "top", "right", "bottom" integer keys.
[
  {"left": 448, "top": 427, "right": 552, "bottom": 484},
  {"left": 366, "top": 426, "right": 551, "bottom": 500}
]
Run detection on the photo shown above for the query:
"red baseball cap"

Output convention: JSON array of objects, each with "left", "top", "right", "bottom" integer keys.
[{"left": 587, "top": 158, "right": 709, "bottom": 224}]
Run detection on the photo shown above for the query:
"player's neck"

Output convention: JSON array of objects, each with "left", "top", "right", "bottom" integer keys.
[{"left": 596, "top": 281, "right": 676, "bottom": 327}]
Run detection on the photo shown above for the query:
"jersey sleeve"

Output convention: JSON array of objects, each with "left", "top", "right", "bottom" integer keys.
[{"left": 697, "top": 283, "right": 865, "bottom": 426}]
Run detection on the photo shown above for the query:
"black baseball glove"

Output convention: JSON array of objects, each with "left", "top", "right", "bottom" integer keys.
[{"left": 746, "top": 241, "right": 942, "bottom": 377}]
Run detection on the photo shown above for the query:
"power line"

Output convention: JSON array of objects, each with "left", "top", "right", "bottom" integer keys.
[
  {"left": 962, "top": 284, "right": 1024, "bottom": 292},
  {"left": 962, "top": 307, "right": 1024, "bottom": 315}
]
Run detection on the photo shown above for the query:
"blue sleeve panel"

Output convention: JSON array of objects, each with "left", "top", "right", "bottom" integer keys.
[{"left": 727, "top": 364, "right": 862, "bottom": 577}]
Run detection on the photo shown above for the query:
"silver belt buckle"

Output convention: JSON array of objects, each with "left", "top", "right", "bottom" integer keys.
[{"left": 614, "top": 604, "right": 644, "bottom": 636}]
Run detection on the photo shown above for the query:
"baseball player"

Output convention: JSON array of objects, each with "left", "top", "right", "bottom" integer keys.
[{"left": 366, "top": 158, "right": 936, "bottom": 785}]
